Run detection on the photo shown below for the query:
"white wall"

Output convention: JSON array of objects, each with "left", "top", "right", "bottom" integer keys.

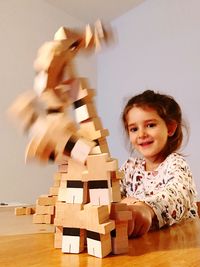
[
  {"left": 0, "top": 0, "right": 97, "bottom": 203},
  {"left": 97, "top": 0, "right": 200, "bottom": 199}
]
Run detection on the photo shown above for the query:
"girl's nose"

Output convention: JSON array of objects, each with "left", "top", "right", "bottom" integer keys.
[{"left": 138, "top": 128, "right": 147, "bottom": 138}]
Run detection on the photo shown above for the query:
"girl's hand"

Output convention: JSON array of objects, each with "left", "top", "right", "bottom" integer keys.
[{"left": 127, "top": 202, "right": 155, "bottom": 237}]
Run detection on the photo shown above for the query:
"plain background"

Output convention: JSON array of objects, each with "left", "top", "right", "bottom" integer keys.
[
  {"left": 1, "top": 0, "right": 199, "bottom": 203},
  {"left": 98, "top": 0, "right": 200, "bottom": 199}
]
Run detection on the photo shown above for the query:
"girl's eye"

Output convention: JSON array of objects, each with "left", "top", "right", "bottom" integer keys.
[
  {"left": 129, "top": 127, "right": 138, "bottom": 132},
  {"left": 147, "top": 123, "right": 156, "bottom": 128}
]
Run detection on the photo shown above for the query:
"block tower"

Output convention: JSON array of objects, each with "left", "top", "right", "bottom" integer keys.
[{"left": 8, "top": 21, "right": 132, "bottom": 258}]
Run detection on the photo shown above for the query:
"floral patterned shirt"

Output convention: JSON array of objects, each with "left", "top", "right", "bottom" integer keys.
[{"left": 120, "top": 153, "right": 198, "bottom": 228}]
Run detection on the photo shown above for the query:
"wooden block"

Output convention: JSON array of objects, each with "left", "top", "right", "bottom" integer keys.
[
  {"left": 111, "top": 237, "right": 129, "bottom": 255},
  {"left": 97, "top": 220, "right": 115, "bottom": 235},
  {"left": 33, "top": 71, "right": 48, "bottom": 95},
  {"left": 110, "top": 202, "right": 131, "bottom": 217},
  {"left": 25, "top": 134, "right": 54, "bottom": 163},
  {"left": 111, "top": 169, "right": 125, "bottom": 180},
  {"left": 83, "top": 153, "right": 118, "bottom": 181},
  {"left": 57, "top": 163, "right": 68, "bottom": 173},
  {"left": 32, "top": 214, "right": 54, "bottom": 224},
  {"left": 70, "top": 79, "right": 95, "bottom": 102},
  {"left": 111, "top": 180, "right": 121, "bottom": 203},
  {"left": 87, "top": 231, "right": 111, "bottom": 258},
  {"left": 111, "top": 221, "right": 129, "bottom": 254},
  {"left": 59, "top": 180, "right": 67, "bottom": 188},
  {"left": 33, "top": 39, "right": 73, "bottom": 82},
  {"left": 17, "top": 107, "right": 37, "bottom": 133},
  {"left": 25, "top": 207, "right": 35, "bottom": 215},
  {"left": 84, "top": 203, "right": 109, "bottom": 224},
  {"left": 52, "top": 172, "right": 62, "bottom": 188},
  {"left": 113, "top": 221, "right": 129, "bottom": 237},
  {"left": 110, "top": 202, "right": 128, "bottom": 212},
  {"left": 57, "top": 134, "right": 94, "bottom": 164},
  {"left": 55, "top": 225, "right": 63, "bottom": 248},
  {"left": 85, "top": 24, "right": 93, "bottom": 47},
  {"left": 15, "top": 207, "right": 27, "bottom": 216},
  {"left": 36, "top": 195, "right": 57, "bottom": 206},
  {"left": 70, "top": 138, "right": 95, "bottom": 164},
  {"left": 90, "top": 138, "right": 110, "bottom": 155},
  {"left": 54, "top": 232, "right": 62, "bottom": 248},
  {"left": 49, "top": 186, "right": 59, "bottom": 196},
  {"left": 88, "top": 180, "right": 111, "bottom": 206},
  {"left": 58, "top": 181, "right": 89, "bottom": 204},
  {"left": 89, "top": 188, "right": 111, "bottom": 205},
  {"left": 55, "top": 78, "right": 92, "bottom": 104},
  {"left": 39, "top": 90, "right": 65, "bottom": 111},
  {"left": 84, "top": 204, "right": 115, "bottom": 234},
  {"left": 55, "top": 132, "right": 76, "bottom": 157},
  {"left": 52, "top": 180, "right": 60, "bottom": 187},
  {"left": 35, "top": 205, "right": 55, "bottom": 215},
  {"left": 113, "top": 211, "right": 132, "bottom": 221},
  {"left": 76, "top": 87, "right": 96, "bottom": 102},
  {"left": 55, "top": 202, "right": 85, "bottom": 228},
  {"left": 75, "top": 102, "right": 97, "bottom": 123},
  {"left": 78, "top": 118, "right": 109, "bottom": 140},
  {"left": 8, "top": 91, "right": 37, "bottom": 132},
  {"left": 63, "top": 158, "right": 87, "bottom": 180},
  {"left": 55, "top": 153, "right": 68, "bottom": 166},
  {"left": 54, "top": 26, "right": 68, "bottom": 40},
  {"left": 62, "top": 228, "right": 85, "bottom": 253},
  {"left": 15, "top": 206, "right": 35, "bottom": 216}
]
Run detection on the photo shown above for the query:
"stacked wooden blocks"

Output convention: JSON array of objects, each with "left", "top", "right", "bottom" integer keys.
[{"left": 9, "top": 21, "right": 132, "bottom": 258}]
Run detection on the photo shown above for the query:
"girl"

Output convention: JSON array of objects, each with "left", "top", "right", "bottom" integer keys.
[{"left": 120, "top": 90, "right": 198, "bottom": 237}]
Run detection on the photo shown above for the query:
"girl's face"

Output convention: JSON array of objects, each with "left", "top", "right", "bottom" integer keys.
[{"left": 126, "top": 106, "right": 171, "bottom": 165}]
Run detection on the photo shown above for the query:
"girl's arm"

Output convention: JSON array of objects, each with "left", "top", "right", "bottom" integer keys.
[{"left": 143, "top": 156, "right": 198, "bottom": 228}]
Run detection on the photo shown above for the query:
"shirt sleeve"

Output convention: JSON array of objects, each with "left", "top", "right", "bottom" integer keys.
[{"left": 143, "top": 155, "right": 198, "bottom": 228}]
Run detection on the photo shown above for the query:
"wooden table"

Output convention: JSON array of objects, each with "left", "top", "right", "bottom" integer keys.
[{"left": 0, "top": 207, "right": 200, "bottom": 267}]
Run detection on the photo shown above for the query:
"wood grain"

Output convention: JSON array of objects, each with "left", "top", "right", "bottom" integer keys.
[{"left": 0, "top": 207, "right": 200, "bottom": 267}]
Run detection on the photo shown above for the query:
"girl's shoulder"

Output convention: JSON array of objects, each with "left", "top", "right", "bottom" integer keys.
[
  {"left": 160, "top": 152, "right": 191, "bottom": 171},
  {"left": 164, "top": 152, "right": 187, "bottom": 164}
]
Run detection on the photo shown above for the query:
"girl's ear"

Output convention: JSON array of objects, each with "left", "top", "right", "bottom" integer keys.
[{"left": 168, "top": 121, "right": 177, "bottom": 137}]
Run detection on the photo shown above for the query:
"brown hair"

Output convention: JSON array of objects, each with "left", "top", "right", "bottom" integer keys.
[{"left": 122, "top": 90, "right": 187, "bottom": 158}]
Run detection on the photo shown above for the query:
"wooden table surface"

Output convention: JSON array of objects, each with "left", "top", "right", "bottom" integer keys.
[{"left": 0, "top": 207, "right": 200, "bottom": 267}]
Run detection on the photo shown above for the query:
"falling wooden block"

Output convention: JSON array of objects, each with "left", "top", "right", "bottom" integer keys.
[
  {"left": 79, "top": 118, "right": 109, "bottom": 141},
  {"left": 70, "top": 138, "right": 95, "bottom": 164},
  {"left": 74, "top": 102, "right": 97, "bottom": 123},
  {"left": 90, "top": 137, "right": 110, "bottom": 155},
  {"left": 85, "top": 24, "right": 93, "bottom": 47},
  {"left": 8, "top": 90, "right": 37, "bottom": 132},
  {"left": 39, "top": 90, "right": 66, "bottom": 111}
]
